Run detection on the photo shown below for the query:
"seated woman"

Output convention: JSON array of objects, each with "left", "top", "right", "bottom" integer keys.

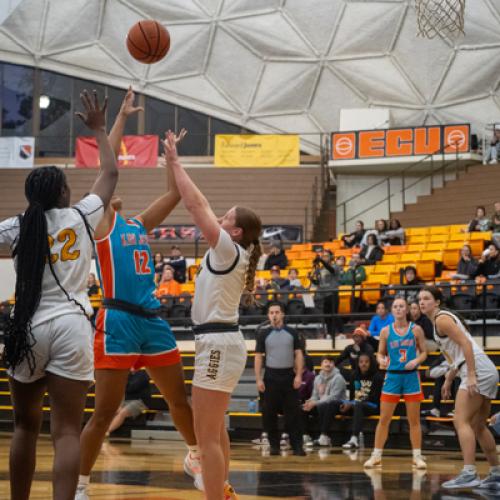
[
  {"left": 467, "top": 206, "right": 492, "bottom": 233},
  {"left": 452, "top": 244, "right": 478, "bottom": 280},
  {"left": 335, "top": 326, "right": 374, "bottom": 373},
  {"left": 360, "top": 234, "right": 384, "bottom": 265},
  {"left": 380, "top": 219, "right": 405, "bottom": 246},
  {"left": 341, "top": 220, "right": 366, "bottom": 248},
  {"left": 401, "top": 266, "right": 424, "bottom": 302},
  {"left": 361, "top": 219, "right": 387, "bottom": 246},
  {"left": 156, "top": 266, "right": 182, "bottom": 297},
  {"left": 341, "top": 353, "right": 384, "bottom": 449}
]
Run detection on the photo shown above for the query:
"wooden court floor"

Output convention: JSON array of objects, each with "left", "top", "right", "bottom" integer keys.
[{"left": 0, "top": 436, "right": 498, "bottom": 499}]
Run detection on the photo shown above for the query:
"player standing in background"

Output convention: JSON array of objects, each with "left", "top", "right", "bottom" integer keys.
[
  {"left": 0, "top": 92, "right": 117, "bottom": 500},
  {"left": 76, "top": 89, "right": 202, "bottom": 500},
  {"left": 364, "top": 297, "right": 427, "bottom": 469},
  {"left": 164, "top": 131, "right": 262, "bottom": 500},
  {"left": 419, "top": 286, "right": 500, "bottom": 491}
]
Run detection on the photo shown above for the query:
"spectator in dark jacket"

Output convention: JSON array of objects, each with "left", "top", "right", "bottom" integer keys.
[
  {"left": 468, "top": 206, "right": 492, "bottom": 233},
  {"left": 409, "top": 300, "right": 433, "bottom": 340},
  {"left": 401, "top": 266, "right": 424, "bottom": 302},
  {"left": 474, "top": 244, "right": 500, "bottom": 280},
  {"left": 164, "top": 245, "right": 187, "bottom": 283},
  {"left": 452, "top": 244, "right": 478, "bottom": 280},
  {"left": 341, "top": 220, "right": 365, "bottom": 248},
  {"left": 264, "top": 243, "right": 288, "bottom": 270},
  {"left": 299, "top": 365, "right": 315, "bottom": 403},
  {"left": 335, "top": 326, "right": 374, "bottom": 372},
  {"left": 360, "top": 234, "right": 384, "bottom": 265},
  {"left": 341, "top": 353, "right": 384, "bottom": 449},
  {"left": 107, "top": 370, "right": 152, "bottom": 434},
  {"left": 267, "top": 265, "right": 290, "bottom": 290},
  {"left": 380, "top": 219, "right": 405, "bottom": 246},
  {"left": 340, "top": 253, "right": 366, "bottom": 286}
]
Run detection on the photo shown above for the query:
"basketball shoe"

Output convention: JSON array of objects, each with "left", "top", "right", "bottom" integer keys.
[
  {"left": 184, "top": 452, "right": 204, "bottom": 490},
  {"left": 224, "top": 482, "right": 239, "bottom": 499}
]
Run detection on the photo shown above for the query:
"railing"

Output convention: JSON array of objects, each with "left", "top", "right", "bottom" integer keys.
[{"left": 336, "top": 143, "right": 465, "bottom": 234}]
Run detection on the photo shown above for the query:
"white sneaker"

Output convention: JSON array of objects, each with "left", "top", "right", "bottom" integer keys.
[
  {"left": 303, "top": 434, "right": 313, "bottom": 447},
  {"left": 442, "top": 470, "right": 481, "bottom": 489},
  {"left": 364, "top": 454, "right": 382, "bottom": 468},
  {"left": 316, "top": 434, "right": 331, "bottom": 447},
  {"left": 342, "top": 437, "right": 359, "bottom": 449},
  {"left": 74, "top": 485, "right": 89, "bottom": 500},
  {"left": 184, "top": 452, "right": 204, "bottom": 491},
  {"left": 477, "top": 472, "right": 500, "bottom": 490},
  {"left": 489, "top": 159, "right": 498, "bottom": 165},
  {"left": 412, "top": 455, "right": 427, "bottom": 470}
]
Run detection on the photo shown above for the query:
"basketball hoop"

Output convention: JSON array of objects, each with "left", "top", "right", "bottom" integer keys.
[{"left": 415, "top": 0, "right": 465, "bottom": 39}]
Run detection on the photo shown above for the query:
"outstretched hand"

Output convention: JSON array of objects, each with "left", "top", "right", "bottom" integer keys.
[
  {"left": 163, "top": 129, "right": 187, "bottom": 163},
  {"left": 75, "top": 90, "right": 107, "bottom": 132},
  {"left": 119, "top": 86, "right": 143, "bottom": 116}
]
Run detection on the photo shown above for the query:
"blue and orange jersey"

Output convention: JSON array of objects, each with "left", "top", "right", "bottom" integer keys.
[
  {"left": 95, "top": 211, "right": 160, "bottom": 309},
  {"left": 387, "top": 322, "right": 418, "bottom": 371}
]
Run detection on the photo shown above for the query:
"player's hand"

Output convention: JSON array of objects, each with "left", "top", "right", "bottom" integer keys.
[
  {"left": 119, "top": 86, "right": 143, "bottom": 116},
  {"left": 377, "top": 355, "right": 389, "bottom": 370},
  {"left": 256, "top": 380, "right": 265, "bottom": 393},
  {"left": 441, "top": 382, "right": 452, "bottom": 400},
  {"left": 467, "top": 373, "right": 479, "bottom": 397},
  {"left": 491, "top": 413, "right": 498, "bottom": 425},
  {"left": 163, "top": 129, "right": 187, "bottom": 163},
  {"left": 404, "top": 359, "right": 417, "bottom": 371},
  {"left": 293, "top": 375, "right": 302, "bottom": 390},
  {"left": 75, "top": 90, "right": 107, "bottom": 132}
]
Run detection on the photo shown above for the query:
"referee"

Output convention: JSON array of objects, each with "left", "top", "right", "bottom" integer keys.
[{"left": 254, "top": 302, "right": 305, "bottom": 456}]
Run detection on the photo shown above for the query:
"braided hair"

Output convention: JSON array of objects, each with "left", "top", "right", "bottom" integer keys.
[
  {"left": 4, "top": 166, "right": 68, "bottom": 374},
  {"left": 235, "top": 206, "right": 262, "bottom": 305}
]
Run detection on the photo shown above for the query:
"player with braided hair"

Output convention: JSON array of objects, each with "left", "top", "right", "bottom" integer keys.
[
  {"left": 164, "top": 131, "right": 262, "bottom": 500},
  {"left": 0, "top": 91, "right": 117, "bottom": 500}
]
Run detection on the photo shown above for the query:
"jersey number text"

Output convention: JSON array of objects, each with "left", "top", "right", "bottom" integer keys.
[
  {"left": 48, "top": 228, "right": 80, "bottom": 264},
  {"left": 133, "top": 250, "right": 151, "bottom": 275}
]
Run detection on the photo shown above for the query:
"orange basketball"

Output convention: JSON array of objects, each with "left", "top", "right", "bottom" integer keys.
[{"left": 126, "top": 20, "right": 170, "bottom": 64}]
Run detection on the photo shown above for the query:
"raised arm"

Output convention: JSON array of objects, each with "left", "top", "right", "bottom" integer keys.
[
  {"left": 163, "top": 131, "right": 221, "bottom": 248},
  {"left": 76, "top": 90, "right": 117, "bottom": 209},
  {"left": 136, "top": 131, "right": 186, "bottom": 232}
]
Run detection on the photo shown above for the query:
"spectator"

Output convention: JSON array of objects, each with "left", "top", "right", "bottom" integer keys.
[
  {"left": 490, "top": 411, "right": 500, "bottom": 435},
  {"left": 267, "top": 265, "right": 290, "bottom": 292},
  {"left": 156, "top": 266, "right": 182, "bottom": 297},
  {"left": 164, "top": 245, "right": 187, "bottom": 283},
  {"left": 467, "top": 206, "right": 491, "bottom": 233},
  {"left": 401, "top": 266, "right": 423, "bottom": 302},
  {"left": 340, "top": 253, "right": 366, "bottom": 286},
  {"left": 335, "top": 326, "right": 374, "bottom": 372},
  {"left": 484, "top": 125, "right": 500, "bottom": 164},
  {"left": 254, "top": 302, "right": 305, "bottom": 456},
  {"left": 341, "top": 353, "right": 384, "bottom": 449},
  {"left": 299, "top": 364, "right": 316, "bottom": 404},
  {"left": 341, "top": 220, "right": 365, "bottom": 248},
  {"left": 107, "top": 369, "right": 152, "bottom": 434},
  {"left": 420, "top": 355, "right": 458, "bottom": 419},
  {"left": 360, "top": 234, "right": 384, "bottom": 265},
  {"left": 368, "top": 301, "right": 394, "bottom": 344},
  {"left": 287, "top": 268, "right": 303, "bottom": 289},
  {"left": 302, "top": 356, "right": 346, "bottom": 446},
  {"left": 409, "top": 300, "right": 433, "bottom": 340},
  {"left": 153, "top": 252, "right": 165, "bottom": 282},
  {"left": 264, "top": 243, "right": 288, "bottom": 270},
  {"left": 310, "top": 250, "right": 342, "bottom": 335},
  {"left": 452, "top": 244, "right": 478, "bottom": 280},
  {"left": 361, "top": 219, "right": 388, "bottom": 246},
  {"left": 474, "top": 243, "right": 500, "bottom": 280},
  {"left": 87, "top": 273, "right": 101, "bottom": 296},
  {"left": 380, "top": 219, "right": 405, "bottom": 246},
  {"left": 491, "top": 201, "right": 500, "bottom": 249}
]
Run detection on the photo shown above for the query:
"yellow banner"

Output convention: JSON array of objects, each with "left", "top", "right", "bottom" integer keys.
[{"left": 214, "top": 134, "right": 300, "bottom": 167}]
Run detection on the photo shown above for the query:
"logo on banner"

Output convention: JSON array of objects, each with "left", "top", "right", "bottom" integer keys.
[
  {"left": 19, "top": 144, "right": 33, "bottom": 159},
  {"left": 331, "top": 124, "right": 470, "bottom": 160}
]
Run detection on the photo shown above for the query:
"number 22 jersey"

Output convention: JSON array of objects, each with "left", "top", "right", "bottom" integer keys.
[{"left": 95, "top": 211, "right": 160, "bottom": 309}]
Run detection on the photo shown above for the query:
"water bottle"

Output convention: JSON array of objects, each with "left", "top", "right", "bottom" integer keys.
[
  {"left": 358, "top": 432, "right": 365, "bottom": 449},
  {"left": 248, "top": 399, "right": 257, "bottom": 413}
]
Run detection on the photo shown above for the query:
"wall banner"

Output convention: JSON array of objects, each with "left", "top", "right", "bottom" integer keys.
[
  {"left": 0, "top": 137, "right": 35, "bottom": 168},
  {"left": 214, "top": 134, "right": 300, "bottom": 167},
  {"left": 331, "top": 124, "right": 470, "bottom": 161}
]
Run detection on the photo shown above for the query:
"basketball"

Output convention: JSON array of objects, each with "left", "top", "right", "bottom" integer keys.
[{"left": 126, "top": 20, "right": 170, "bottom": 64}]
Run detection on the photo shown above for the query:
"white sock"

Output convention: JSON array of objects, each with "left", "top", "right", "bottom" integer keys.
[
  {"left": 412, "top": 449, "right": 422, "bottom": 458},
  {"left": 351, "top": 435, "right": 358, "bottom": 445},
  {"left": 412, "top": 473, "right": 423, "bottom": 491},
  {"left": 372, "top": 448, "right": 382, "bottom": 457},
  {"left": 490, "top": 465, "right": 500, "bottom": 476},
  {"left": 78, "top": 475, "right": 90, "bottom": 487},
  {"left": 463, "top": 464, "right": 477, "bottom": 475},
  {"left": 187, "top": 445, "right": 200, "bottom": 459}
]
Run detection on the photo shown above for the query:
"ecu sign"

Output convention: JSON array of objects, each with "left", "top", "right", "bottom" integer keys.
[{"left": 331, "top": 124, "right": 470, "bottom": 161}]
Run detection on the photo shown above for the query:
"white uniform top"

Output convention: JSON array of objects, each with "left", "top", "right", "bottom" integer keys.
[
  {"left": 433, "top": 309, "right": 488, "bottom": 377},
  {"left": 192, "top": 228, "right": 249, "bottom": 325},
  {"left": 0, "top": 194, "right": 104, "bottom": 328}
]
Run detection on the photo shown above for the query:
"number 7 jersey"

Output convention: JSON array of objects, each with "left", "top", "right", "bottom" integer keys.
[{"left": 95, "top": 211, "right": 160, "bottom": 309}]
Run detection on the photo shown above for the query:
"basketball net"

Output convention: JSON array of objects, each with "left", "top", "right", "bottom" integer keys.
[{"left": 415, "top": 0, "right": 465, "bottom": 39}]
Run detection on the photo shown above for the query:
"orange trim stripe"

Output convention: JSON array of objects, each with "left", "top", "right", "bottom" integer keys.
[{"left": 96, "top": 237, "right": 114, "bottom": 298}]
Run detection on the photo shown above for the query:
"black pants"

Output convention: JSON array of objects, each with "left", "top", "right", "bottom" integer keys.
[
  {"left": 432, "top": 376, "right": 460, "bottom": 412},
  {"left": 323, "top": 293, "right": 343, "bottom": 335},
  {"left": 263, "top": 369, "right": 303, "bottom": 450},
  {"left": 350, "top": 401, "right": 379, "bottom": 436},
  {"left": 317, "top": 400, "right": 344, "bottom": 434}
]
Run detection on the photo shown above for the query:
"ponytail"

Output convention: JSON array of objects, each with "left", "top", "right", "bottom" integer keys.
[{"left": 241, "top": 240, "right": 262, "bottom": 306}]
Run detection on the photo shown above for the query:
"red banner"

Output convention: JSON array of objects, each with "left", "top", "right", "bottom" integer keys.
[{"left": 75, "top": 135, "right": 159, "bottom": 168}]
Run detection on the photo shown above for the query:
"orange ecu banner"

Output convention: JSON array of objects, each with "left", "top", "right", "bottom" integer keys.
[
  {"left": 75, "top": 135, "right": 159, "bottom": 168},
  {"left": 331, "top": 124, "right": 470, "bottom": 161}
]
